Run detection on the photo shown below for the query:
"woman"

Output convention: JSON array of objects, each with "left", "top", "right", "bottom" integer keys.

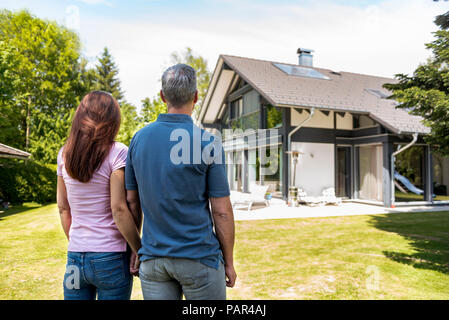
[{"left": 57, "top": 91, "right": 141, "bottom": 300}]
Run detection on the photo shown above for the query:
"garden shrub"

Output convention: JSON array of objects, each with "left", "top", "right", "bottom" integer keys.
[{"left": 0, "top": 158, "right": 56, "bottom": 204}]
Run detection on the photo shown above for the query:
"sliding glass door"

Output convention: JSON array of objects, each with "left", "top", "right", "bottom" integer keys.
[
  {"left": 336, "top": 146, "right": 351, "bottom": 198},
  {"left": 357, "top": 145, "right": 383, "bottom": 202},
  {"left": 394, "top": 145, "right": 425, "bottom": 202}
]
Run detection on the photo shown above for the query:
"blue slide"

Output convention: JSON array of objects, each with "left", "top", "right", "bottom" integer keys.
[{"left": 394, "top": 171, "right": 424, "bottom": 195}]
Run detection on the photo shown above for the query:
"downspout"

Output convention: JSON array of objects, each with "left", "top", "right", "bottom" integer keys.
[
  {"left": 390, "top": 132, "right": 418, "bottom": 207},
  {"left": 287, "top": 108, "right": 315, "bottom": 200}
]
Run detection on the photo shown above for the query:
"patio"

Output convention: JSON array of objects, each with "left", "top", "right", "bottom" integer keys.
[{"left": 233, "top": 195, "right": 449, "bottom": 221}]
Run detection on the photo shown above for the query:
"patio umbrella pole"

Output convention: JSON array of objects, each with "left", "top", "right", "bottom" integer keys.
[{"left": 287, "top": 108, "right": 315, "bottom": 206}]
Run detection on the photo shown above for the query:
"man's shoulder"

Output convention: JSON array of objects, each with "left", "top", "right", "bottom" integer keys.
[{"left": 133, "top": 122, "right": 159, "bottom": 140}]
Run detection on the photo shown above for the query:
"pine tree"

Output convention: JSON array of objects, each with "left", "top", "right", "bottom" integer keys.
[
  {"left": 384, "top": 14, "right": 449, "bottom": 156},
  {"left": 94, "top": 47, "right": 124, "bottom": 101}
]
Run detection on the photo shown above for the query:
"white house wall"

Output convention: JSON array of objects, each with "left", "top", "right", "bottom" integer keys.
[{"left": 291, "top": 142, "right": 335, "bottom": 197}]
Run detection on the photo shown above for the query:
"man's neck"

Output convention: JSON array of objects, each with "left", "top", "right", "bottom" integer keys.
[{"left": 167, "top": 105, "right": 193, "bottom": 116}]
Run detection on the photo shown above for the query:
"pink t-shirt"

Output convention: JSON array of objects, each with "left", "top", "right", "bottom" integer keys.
[{"left": 57, "top": 142, "right": 129, "bottom": 252}]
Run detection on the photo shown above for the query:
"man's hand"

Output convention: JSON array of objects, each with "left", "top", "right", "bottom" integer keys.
[
  {"left": 130, "top": 251, "right": 140, "bottom": 276},
  {"left": 225, "top": 263, "right": 237, "bottom": 288}
]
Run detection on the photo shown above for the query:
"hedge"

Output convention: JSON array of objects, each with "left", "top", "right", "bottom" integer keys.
[{"left": 0, "top": 158, "right": 57, "bottom": 204}]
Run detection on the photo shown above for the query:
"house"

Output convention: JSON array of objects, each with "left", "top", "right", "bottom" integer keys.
[
  {"left": 198, "top": 48, "right": 449, "bottom": 207},
  {"left": 0, "top": 143, "right": 31, "bottom": 160}
]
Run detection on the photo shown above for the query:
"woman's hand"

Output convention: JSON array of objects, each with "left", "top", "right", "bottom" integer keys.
[{"left": 130, "top": 251, "right": 140, "bottom": 276}]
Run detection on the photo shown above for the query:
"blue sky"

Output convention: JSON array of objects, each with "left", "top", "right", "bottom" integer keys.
[{"left": 2, "top": 0, "right": 449, "bottom": 107}]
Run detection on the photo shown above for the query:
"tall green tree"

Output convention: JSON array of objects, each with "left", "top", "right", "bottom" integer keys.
[
  {"left": 116, "top": 102, "right": 140, "bottom": 146},
  {"left": 140, "top": 96, "right": 167, "bottom": 125},
  {"left": 170, "top": 47, "right": 211, "bottom": 118},
  {"left": 0, "top": 40, "right": 21, "bottom": 148},
  {"left": 94, "top": 47, "right": 124, "bottom": 101},
  {"left": 0, "top": 9, "right": 84, "bottom": 162},
  {"left": 384, "top": 12, "right": 449, "bottom": 156},
  {"left": 79, "top": 57, "right": 98, "bottom": 95}
]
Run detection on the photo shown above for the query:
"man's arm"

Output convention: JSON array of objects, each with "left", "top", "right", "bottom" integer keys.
[
  {"left": 110, "top": 169, "right": 141, "bottom": 254},
  {"left": 57, "top": 176, "right": 71, "bottom": 240},
  {"left": 125, "top": 189, "right": 142, "bottom": 276},
  {"left": 210, "top": 196, "right": 237, "bottom": 288}
]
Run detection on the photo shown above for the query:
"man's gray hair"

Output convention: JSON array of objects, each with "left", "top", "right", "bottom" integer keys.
[{"left": 161, "top": 64, "right": 197, "bottom": 108}]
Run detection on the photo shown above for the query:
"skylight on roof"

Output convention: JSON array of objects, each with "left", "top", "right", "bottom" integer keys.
[
  {"left": 273, "top": 63, "right": 330, "bottom": 80},
  {"left": 365, "top": 89, "right": 389, "bottom": 99}
]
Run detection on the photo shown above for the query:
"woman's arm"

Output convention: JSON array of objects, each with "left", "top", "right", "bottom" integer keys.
[
  {"left": 57, "top": 176, "right": 71, "bottom": 240},
  {"left": 110, "top": 168, "right": 141, "bottom": 254},
  {"left": 126, "top": 189, "right": 142, "bottom": 232}
]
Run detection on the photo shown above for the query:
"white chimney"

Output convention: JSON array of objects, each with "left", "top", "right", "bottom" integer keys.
[{"left": 297, "top": 48, "right": 314, "bottom": 67}]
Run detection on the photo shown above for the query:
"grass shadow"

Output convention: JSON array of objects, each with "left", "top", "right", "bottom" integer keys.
[
  {"left": 369, "top": 211, "right": 449, "bottom": 275},
  {"left": 0, "top": 203, "right": 42, "bottom": 221}
]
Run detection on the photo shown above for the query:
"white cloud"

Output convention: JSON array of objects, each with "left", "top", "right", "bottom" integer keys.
[{"left": 76, "top": 0, "right": 449, "bottom": 108}]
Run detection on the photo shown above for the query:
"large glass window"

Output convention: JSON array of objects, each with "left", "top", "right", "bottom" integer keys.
[
  {"left": 231, "top": 151, "right": 243, "bottom": 192},
  {"left": 262, "top": 146, "right": 282, "bottom": 197},
  {"left": 220, "top": 107, "right": 230, "bottom": 129},
  {"left": 353, "top": 115, "right": 377, "bottom": 129},
  {"left": 266, "top": 105, "right": 283, "bottom": 129},
  {"left": 247, "top": 146, "right": 283, "bottom": 197},
  {"left": 433, "top": 153, "right": 449, "bottom": 201},
  {"left": 336, "top": 146, "right": 351, "bottom": 198},
  {"left": 357, "top": 145, "right": 383, "bottom": 202},
  {"left": 394, "top": 145, "right": 425, "bottom": 202},
  {"left": 229, "top": 90, "right": 261, "bottom": 131}
]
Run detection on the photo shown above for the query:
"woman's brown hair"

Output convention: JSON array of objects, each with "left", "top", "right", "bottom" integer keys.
[{"left": 63, "top": 91, "right": 121, "bottom": 182}]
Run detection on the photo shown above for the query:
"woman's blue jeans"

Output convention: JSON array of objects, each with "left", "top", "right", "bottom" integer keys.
[{"left": 63, "top": 251, "right": 133, "bottom": 300}]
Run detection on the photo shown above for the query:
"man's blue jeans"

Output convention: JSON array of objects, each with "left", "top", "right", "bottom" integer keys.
[
  {"left": 139, "top": 257, "right": 226, "bottom": 300},
  {"left": 63, "top": 252, "right": 133, "bottom": 300}
]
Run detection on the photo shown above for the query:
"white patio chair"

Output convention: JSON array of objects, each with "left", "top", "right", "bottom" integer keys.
[
  {"left": 231, "top": 184, "right": 270, "bottom": 211},
  {"left": 297, "top": 188, "right": 325, "bottom": 207},
  {"left": 321, "top": 187, "right": 342, "bottom": 205}
]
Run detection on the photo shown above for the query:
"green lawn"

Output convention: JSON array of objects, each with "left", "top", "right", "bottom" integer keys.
[{"left": 1, "top": 203, "right": 448, "bottom": 299}]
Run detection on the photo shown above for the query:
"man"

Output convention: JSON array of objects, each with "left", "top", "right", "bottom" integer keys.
[{"left": 125, "top": 63, "right": 236, "bottom": 300}]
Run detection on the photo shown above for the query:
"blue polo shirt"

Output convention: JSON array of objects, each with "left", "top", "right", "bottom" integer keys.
[{"left": 125, "top": 113, "right": 230, "bottom": 269}]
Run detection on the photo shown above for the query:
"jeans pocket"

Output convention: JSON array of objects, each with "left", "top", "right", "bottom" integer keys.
[
  {"left": 66, "top": 257, "right": 76, "bottom": 266},
  {"left": 139, "top": 259, "right": 169, "bottom": 281},
  {"left": 91, "top": 253, "right": 126, "bottom": 288},
  {"left": 139, "top": 259, "right": 152, "bottom": 281},
  {"left": 178, "top": 259, "right": 210, "bottom": 288}
]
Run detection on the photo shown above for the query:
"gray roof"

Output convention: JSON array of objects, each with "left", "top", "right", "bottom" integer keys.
[
  {"left": 0, "top": 143, "right": 31, "bottom": 159},
  {"left": 200, "top": 54, "right": 430, "bottom": 134}
]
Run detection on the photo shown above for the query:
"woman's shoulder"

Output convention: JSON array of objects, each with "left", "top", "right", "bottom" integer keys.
[
  {"left": 108, "top": 142, "right": 129, "bottom": 170},
  {"left": 57, "top": 146, "right": 64, "bottom": 164},
  {"left": 112, "top": 141, "right": 129, "bottom": 153}
]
